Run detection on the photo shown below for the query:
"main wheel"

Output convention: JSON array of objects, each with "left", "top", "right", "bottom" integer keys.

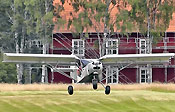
[
  {"left": 68, "top": 85, "right": 73, "bottom": 95},
  {"left": 92, "top": 79, "right": 98, "bottom": 90},
  {"left": 105, "top": 85, "right": 110, "bottom": 95}
]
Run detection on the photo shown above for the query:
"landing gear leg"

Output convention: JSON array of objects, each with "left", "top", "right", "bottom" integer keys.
[{"left": 68, "top": 85, "right": 73, "bottom": 95}]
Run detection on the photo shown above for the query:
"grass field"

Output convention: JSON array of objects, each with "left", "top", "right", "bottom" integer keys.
[{"left": 0, "top": 84, "right": 175, "bottom": 112}]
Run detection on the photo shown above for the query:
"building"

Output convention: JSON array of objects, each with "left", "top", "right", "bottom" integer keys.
[
  {"left": 48, "top": 31, "right": 175, "bottom": 84},
  {"left": 34, "top": 0, "right": 175, "bottom": 84}
]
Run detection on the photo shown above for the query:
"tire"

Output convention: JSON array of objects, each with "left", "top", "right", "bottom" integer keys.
[
  {"left": 92, "top": 79, "right": 98, "bottom": 90},
  {"left": 68, "top": 85, "right": 73, "bottom": 95},
  {"left": 93, "top": 83, "right": 97, "bottom": 90},
  {"left": 105, "top": 85, "right": 110, "bottom": 95}
]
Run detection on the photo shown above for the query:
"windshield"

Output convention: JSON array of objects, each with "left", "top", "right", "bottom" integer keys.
[{"left": 81, "top": 59, "right": 91, "bottom": 68}]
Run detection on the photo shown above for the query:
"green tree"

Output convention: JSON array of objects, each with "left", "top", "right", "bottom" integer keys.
[
  {"left": 56, "top": 0, "right": 133, "bottom": 56},
  {"left": 56, "top": 0, "right": 174, "bottom": 55},
  {"left": 22, "top": 0, "right": 54, "bottom": 83},
  {"left": 30, "top": 0, "right": 54, "bottom": 83},
  {"left": 0, "top": 0, "right": 54, "bottom": 83},
  {"left": 128, "top": 0, "right": 174, "bottom": 52},
  {"left": 0, "top": 0, "right": 15, "bottom": 52},
  {"left": 0, "top": 53, "right": 17, "bottom": 83}
]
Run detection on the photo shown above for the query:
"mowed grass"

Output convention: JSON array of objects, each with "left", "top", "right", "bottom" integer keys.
[{"left": 0, "top": 84, "right": 175, "bottom": 112}]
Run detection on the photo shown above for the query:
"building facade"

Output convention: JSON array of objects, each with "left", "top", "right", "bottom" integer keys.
[
  {"left": 45, "top": 0, "right": 175, "bottom": 84},
  {"left": 47, "top": 32, "right": 175, "bottom": 84}
]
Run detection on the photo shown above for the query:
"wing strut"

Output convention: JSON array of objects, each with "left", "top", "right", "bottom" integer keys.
[
  {"left": 100, "top": 62, "right": 134, "bottom": 83},
  {"left": 46, "top": 64, "right": 77, "bottom": 81}
]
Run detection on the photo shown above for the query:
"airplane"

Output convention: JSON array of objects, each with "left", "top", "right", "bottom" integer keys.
[{"left": 2, "top": 53, "right": 175, "bottom": 95}]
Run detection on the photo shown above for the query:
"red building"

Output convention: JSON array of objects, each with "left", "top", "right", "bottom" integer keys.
[
  {"left": 47, "top": 32, "right": 175, "bottom": 84},
  {"left": 47, "top": 0, "right": 175, "bottom": 84}
]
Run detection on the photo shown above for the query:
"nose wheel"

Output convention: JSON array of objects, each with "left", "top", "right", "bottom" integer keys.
[
  {"left": 92, "top": 79, "right": 98, "bottom": 90},
  {"left": 68, "top": 85, "right": 73, "bottom": 95}
]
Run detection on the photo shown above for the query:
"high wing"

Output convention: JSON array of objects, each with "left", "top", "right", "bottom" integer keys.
[
  {"left": 100, "top": 53, "right": 175, "bottom": 65},
  {"left": 3, "top": 53, "right": 79, "bottom": 65}
]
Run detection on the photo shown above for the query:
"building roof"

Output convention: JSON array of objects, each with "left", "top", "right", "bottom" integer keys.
[{"left": 53, "top": 0, "right": 175, "bottom": 33}]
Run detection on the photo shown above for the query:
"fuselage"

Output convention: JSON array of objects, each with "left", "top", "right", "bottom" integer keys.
[{"left": 77, "top": 59, "right": 103, "bottom": 83}]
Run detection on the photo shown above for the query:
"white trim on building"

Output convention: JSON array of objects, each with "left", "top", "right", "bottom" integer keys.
[
  {"left": 107, "top": 66, "right": 119, "bottom": 84},
  {"left": 106, "top": 39, "right": 118, "bottom": 55},
  {"left": 140, "top": 67, "right": 152, "bottom": 83},
  {"left": 72, "top": 39, "right": 85, "bottom": 57},
  {"left": 139, "top": 39, "right": 146, "bottom": 54}
]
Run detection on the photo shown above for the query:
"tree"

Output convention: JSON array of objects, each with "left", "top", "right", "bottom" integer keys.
[
  {"left": 0, "top": 0, "right": 19, "bottom": 83},
  {"left": 56, "top": 0, "right": 174, "bottom": 55},
  {"left": 18, "top": 0, "right": 54, "bottom": 83},
  {"left": 128, "top": 0, "right": 174, "bottom": 52},
  {"left": 55, "top": 0, "right": 133, "bottom": 56},
  {"left": 30, "top": 0, "right": 54, "bottom": 83},
  {"left": 0, "top": 53, "right": 17, "bottom": 83},
  {"left": 0, "top": 0, "right": 54, "bottom": 83},
  {"left": 0, "top": 0, "right": 14, "bottom": 52}
]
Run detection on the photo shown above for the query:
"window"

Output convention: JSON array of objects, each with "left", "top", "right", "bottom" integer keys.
[
  {"left": 139, "top": 39, "right": 146, "bottom": 54},
  {"left": 72, "top": 39, "right": 84, "bottom": 56},
  {"left": 140, "top": 68, "right": 152, "bottom": 83},
  {"left": 107, "top": 67, "right": 118, "bottom": 84},
  {"left": 106, "top": 39, "right": 118, "bottom": 55}
]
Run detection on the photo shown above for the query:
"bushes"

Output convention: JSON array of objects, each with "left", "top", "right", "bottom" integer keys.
[{"left": 0, "top": 53, "right": 17, "bottom": 83}]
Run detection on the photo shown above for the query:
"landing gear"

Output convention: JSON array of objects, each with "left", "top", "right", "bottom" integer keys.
[
  {"left": 92, "top": 79, "right": 98, "bottom": 90},
  {"left": 68, "top": 85, "right": 73, "bottom": 95},
  {"left": 92, "top": 76, "right": 111, "bottom": 95},
  {"left": 105, "top": 85, "right": 110, "bottom": 95}
]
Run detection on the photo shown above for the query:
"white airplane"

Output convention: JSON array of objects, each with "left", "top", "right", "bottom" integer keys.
[{"left": 3, "top": 53, "right": 174, "bottom": 95}]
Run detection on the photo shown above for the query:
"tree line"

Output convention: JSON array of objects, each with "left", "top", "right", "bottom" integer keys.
[
  {"left": 0, "top": 0, "right": 54, "bottom": 83},
  {"left": 0, "top": 0, "right": 174, "bottom": 83}
]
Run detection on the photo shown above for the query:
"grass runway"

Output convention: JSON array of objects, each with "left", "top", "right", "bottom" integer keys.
[{"left": 0, "top": 84, "right": 175, "bottom": 112}]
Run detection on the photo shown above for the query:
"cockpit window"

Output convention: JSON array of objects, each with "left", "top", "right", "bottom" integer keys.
[{"left": 81, "top": 59, "right": 91, "bottom": 68}]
